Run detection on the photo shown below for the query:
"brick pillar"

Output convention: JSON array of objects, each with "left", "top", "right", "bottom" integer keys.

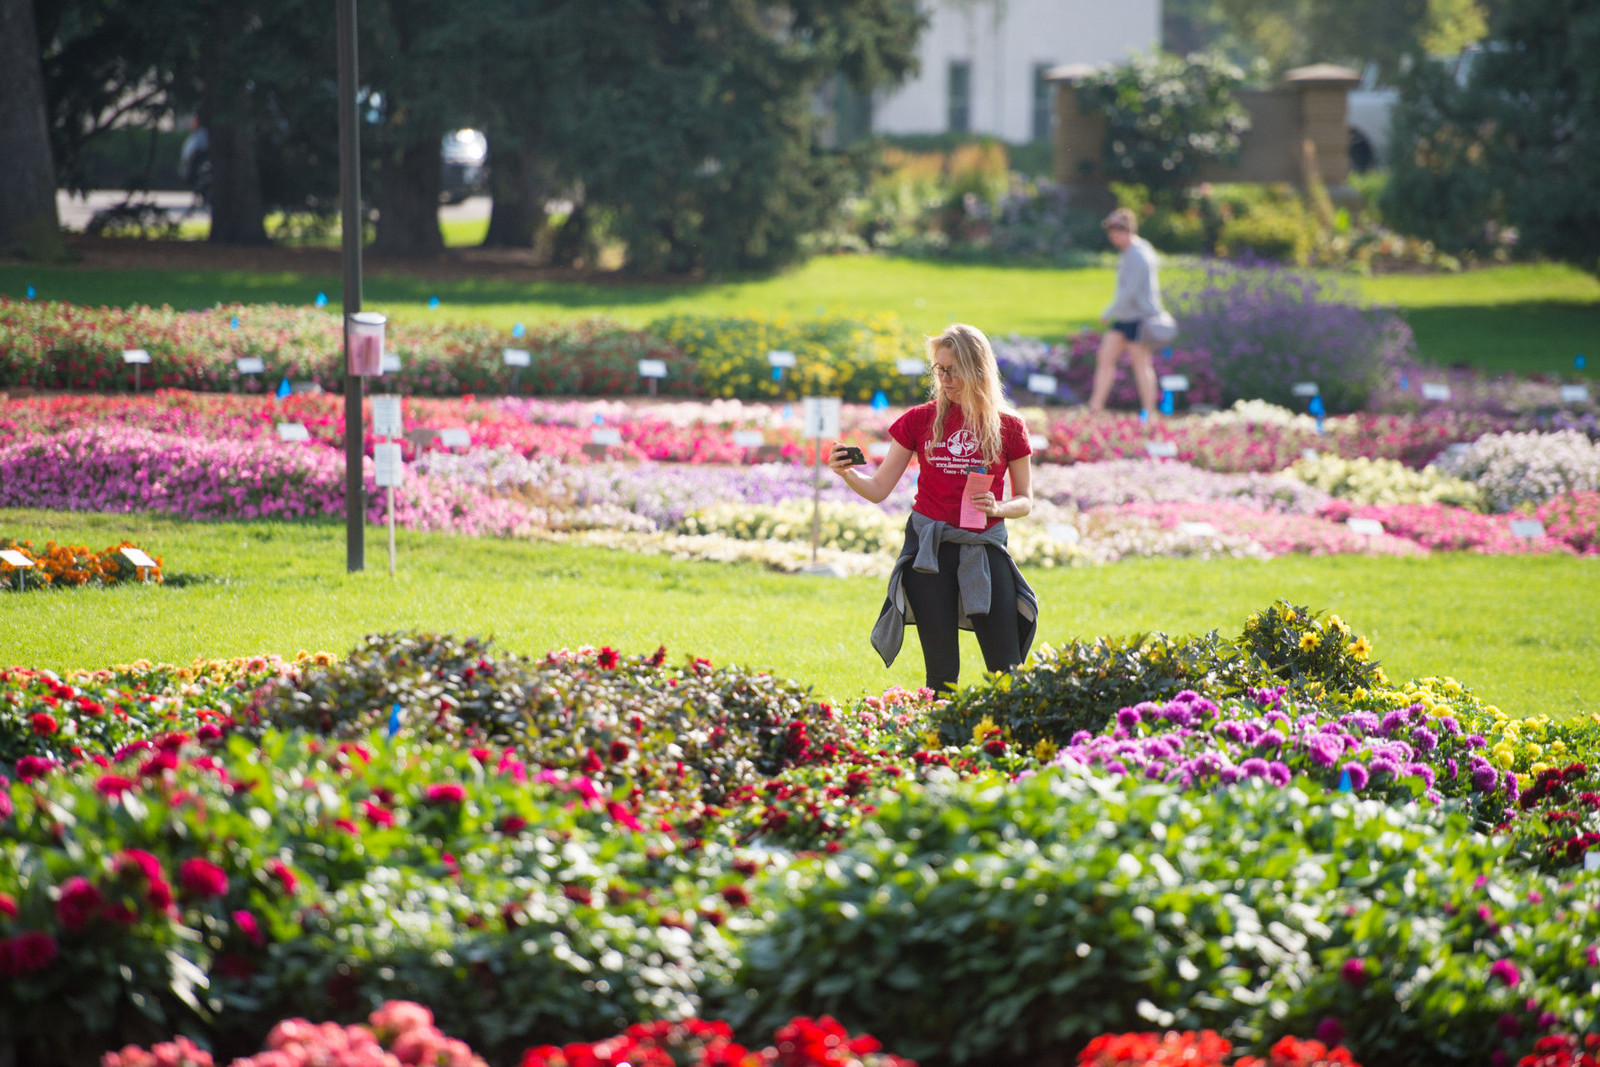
[
  {"left": 1283, "top": 65, "right": 1360, "bottom": 188},
  {"left": 1049, "top": 65, "right": 1106, "bottom": 187}
]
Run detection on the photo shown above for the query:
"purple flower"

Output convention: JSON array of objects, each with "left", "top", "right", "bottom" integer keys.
[
  {"left": 1259, "top": 729, "right": 1286, "bottom": 750},
  {"left": 1447, "top": 757, "right": 1459, "bottom": 780},
  {"left": 1241, "top": 757, "right": 1270, "bottom": 779},
  {"left": 1411, "top": 726, "right": 1438, "bottom": 752},
  {"left": 1070, "top": 730, "right": 1092, "bottom": 745},
  {"left": 1307, "top": 735, "right": 1343, "bottom": 768},
  {"left": 1506, "top": 771, "right": 1521, "bottom": 804},
  {"left": 1438, "top": 716, "right": 1461, "bottom": 737},
  {"left": 1466, "top": 734, "right": 1487, "bottom": 749},
  {"left": 1380, "top": 710, "right": 1409, "bottom": 736},
  {"left": 1314, "top": 1017, "right": 1346, "bottom": 1046},
  {"left": 1369, "top": 756, "right": 1400, "bottom": 778},
  {"left": 1267, "top": 761, "right": 1292, "bottom": 787},
  {"left": 1219, "top": 766, "right": 1243, "bottom": 785},
  {"left": 1403, "top": 762, "right": 1437, "bottom": 789},
  {"left": 1340, "top": 762, "right": 1370, "bottom": 790},
  {"left": 1116, "top": 707, "right": 1142, "bottom": 730}
]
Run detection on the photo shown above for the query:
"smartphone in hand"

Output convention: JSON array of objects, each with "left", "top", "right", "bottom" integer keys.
[{"left": 835, "top": 445, "right": 867, "bottom": 466}]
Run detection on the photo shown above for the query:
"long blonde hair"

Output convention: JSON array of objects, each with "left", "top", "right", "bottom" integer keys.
[{"left": 928, "top": 323, "right": 1012, "bottom": 466}]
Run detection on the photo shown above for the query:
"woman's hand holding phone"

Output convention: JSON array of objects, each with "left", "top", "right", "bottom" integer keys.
[{"left": 827, "top": 443, "right": 867, "bottom": 474}]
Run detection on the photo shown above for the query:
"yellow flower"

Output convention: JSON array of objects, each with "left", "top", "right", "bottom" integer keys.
[
  {"left": 1327, "top": 614, "right": 1347, "bottom": 633},
  {"left": 1347, "top": 637, "right": 1371, "bottom": 661},
  {"left": 1299, "top": 631, "right": 1320, "bottom": 652},
  {"left": 1033, "top": 738, "right": 1059, "bottom": 762},
  {"left": 1531, "top": 762, "right": 1550, "bottom": 777},
  {"left": 971, "top": 715, "right": 999, "bottom": 745},
  {"left": 1552, "top": 740, "right": 1569, "bottom": 756},
  {"left": 1526, "top": 743, "right": 1543, "bottom": 761},
  {"left": 1350, "top": 687, "right": 1367, "bottom": 702},
  {"left": 1492, "top": 744, "right": 1515, "bottom": 769},
  {"left": 921, "top": 729, "right": 942, "bottom": 747}
]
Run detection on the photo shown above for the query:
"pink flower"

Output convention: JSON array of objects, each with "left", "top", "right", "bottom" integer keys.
[
  {"left": 95, "top": 774, "right": 137, "bottom": 799},
  {"left": 1340, "top": 958, "right": 1368, "bottom": 987},
  {"left": 424, "top": 783, "right": 466, "bottom": 805},
  {"left": 232, "top": 909, "right": 266, "bottom": 948},
  {"left": 1489, "top": 959, "right": 1521, "bottom": 987},
  {"left": 0, "top": 931, "right": 58, "bottom": 976}
]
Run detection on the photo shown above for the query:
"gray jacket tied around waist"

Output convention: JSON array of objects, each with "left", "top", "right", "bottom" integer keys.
[{"left": 871, "top": 511, "right": 1039, "bottom": 668}]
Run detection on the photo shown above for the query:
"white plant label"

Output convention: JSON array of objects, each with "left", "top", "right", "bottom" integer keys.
[
  {"left": 1421, "top": 383, "right": 1452, "bottom": 401},
  {"left": 236, "top": 357, "right": 266, "bottom": 374},
  {"left": 371, "top": 395, "right": 404, "bottom": 438},
  {"left": 502, "top": 347, "right": 531, "bottom": 367},
  {"left": 1158, "top": 374, "right": 1189, "bottom": 393},
  {"left": 1510, "top": 519, "right": 1546, "bottom": 539},
  {"left": 119, "top": 547, "right": 158, "bottom": 568},
  {"left": 637, "top": 359, "right": 668, "bottom": 379},
  {"left": 380, "top": 353, "right": 402, "bottom": 373},
  {"left": 276, "top": 422, "right": 311, "bottom": 443},
  {"left": 1560, "top": 385, "right": 1590, "bottom": 403},
  {"left": 436, "top": 428, "right": 472, "bottom": 449},
  {"left": 121, "top": 349, "right": 151, "bottom": 364},
  {"left": 732, "top": 430, "right": 766, "bottom": 448},
  {"left": 1029, "top": 433, "right": 1049, "bottom": 453},
  {"left": 1144, "top": 440, "right": 1179, "bottom": 459},
  {"left": 1178, "top": 522, "right": 1217, "bottom": 538},
  {"left": 1046, "top": 523, "right": 1081, "bottom": 544},
  {"left": 1301, "top": 448, "right": 1320, "bottom": 462},
  {"left": 0, "top": 550, "right": 34, "bottom": 568},
  {"left": 1027, "top": 373, "right": 1058, "bottom": 394},
  {"left": 896, "top": 358, "right": 926, "bottom": 376},
  {"left": 1346, "top": 517, "right": 1385, "bottom": 537},
  {"left": 802, "top": 396, "right": 842, "bottom": 440},
  {"left": 589, "top": 428, "right": 624, "bottom": 447},
  {"left": 767, "top": 350, "right": 797, "bottom": 368},
  {"left": 1292, "top": 382, "right": 1320, "bottom": 397},
  {"left": 374, "top": 443, "right": 405, "bottom": 487}
]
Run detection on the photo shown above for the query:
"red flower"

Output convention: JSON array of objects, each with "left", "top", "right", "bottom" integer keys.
[
  {"left": 609, "top": 739, "right": 631, "bottom": 762},
  {"left": 581, "top": 748, "right": 605, "bottom": 775},
  {"left": 15, "top": 756, "right": 56, "bottom": 782},
  {"left": 266, "top": 859, "right": 299, "bottom": 895},
  {"left": 55, "top": 876, "right": 103, "bottom": 932},
  {"left": 720, "top": 884, "right": 751, "bottom": 908},
  {"left": 179, "top": 858, "right": 229, "bottom": 899},
  {"left": 0, "top": 893, "right": 16, "bottom": 919},
  {"left": 499, "top": 815, "right": 529, "bottom": 835},
  {"left": 29, "top": 713, "right": 58, "bottom": 735},
  {"left": 94, "top": 774, "right": 136, "bottom": 799},
  {"left": 1340, "top": 958, "right": 1368, "bottom": 987},
  {"left": 424, "top": 783, "right": 466, "bottom": 805},
  {"left": 596, "top": 646, "right": 619, "bottom": 670},
  {"left": 0, "top": 931, "right": 58, "bottom": 977},
  {"left": 362, "top": 800, "right": 396, "bottom": 828}
]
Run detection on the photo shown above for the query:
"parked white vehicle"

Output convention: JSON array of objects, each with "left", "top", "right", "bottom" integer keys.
[{"left": 1344, "top": 47, "right": 1492, "bottom": 172}]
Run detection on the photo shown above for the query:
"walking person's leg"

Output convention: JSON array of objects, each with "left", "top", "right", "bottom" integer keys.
[
  {"left": 1127, "top": 340, "right": 1159, "bottom": 415},
  {"left": 1087, "top": 328, "right": 1128, "bottom": 414},
  {"left": 967, "top": 544, "right": 1023, "bottom": 673},
  {"left": 901, "top": 551, "right": 964, "bottom": 693}
]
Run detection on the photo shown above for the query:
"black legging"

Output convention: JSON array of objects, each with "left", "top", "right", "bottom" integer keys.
[{"left": 901, "top": 538, "right": 1022, "bottom": 693}]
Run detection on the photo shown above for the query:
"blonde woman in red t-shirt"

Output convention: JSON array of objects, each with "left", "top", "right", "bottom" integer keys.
[{"left": 828, "top": 323, "right": 1039, "bottom": 692}]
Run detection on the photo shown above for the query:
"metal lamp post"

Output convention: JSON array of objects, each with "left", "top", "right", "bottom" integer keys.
[{"left": 337, "top": 0, "right": 365, "bottom": 571}]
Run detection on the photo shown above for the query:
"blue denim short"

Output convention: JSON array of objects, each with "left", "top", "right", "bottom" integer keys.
[{"left": 1111, "top": 319, "right": 1141, "bottom": 341}]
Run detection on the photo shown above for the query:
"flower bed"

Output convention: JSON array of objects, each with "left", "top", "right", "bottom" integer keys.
[
  {"left": 0, "top": 538, "right": 163, "bottom": 589},
  {"left": 4, "top": 610, "right": 1600, "bottom": 1066}
]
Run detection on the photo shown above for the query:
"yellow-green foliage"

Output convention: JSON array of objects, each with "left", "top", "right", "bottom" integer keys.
[{"left": 650, "top": 313, "right": 923, "bottom": 402}]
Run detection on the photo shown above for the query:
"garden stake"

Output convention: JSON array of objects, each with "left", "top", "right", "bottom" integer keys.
[{"left": 387, "top": 484, "right": 396, "bottom": 577}]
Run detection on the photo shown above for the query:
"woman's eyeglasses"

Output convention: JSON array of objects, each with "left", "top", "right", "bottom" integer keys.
[{"left": 932, "top": 364, "right": 960, "bottom": 381}]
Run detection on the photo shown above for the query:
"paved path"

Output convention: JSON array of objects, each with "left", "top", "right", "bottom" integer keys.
[{"left": 54, "top": 191, "right": 495, "bottom": 232}]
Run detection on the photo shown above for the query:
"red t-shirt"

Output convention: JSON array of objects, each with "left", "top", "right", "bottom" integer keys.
[{"left": 889, "top": 402, "right": 1033, "bottom": 529}]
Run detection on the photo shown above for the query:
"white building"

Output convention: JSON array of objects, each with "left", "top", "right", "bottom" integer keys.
[{"left": 863, "top": 0, "right": 1162, "bottom": 143}]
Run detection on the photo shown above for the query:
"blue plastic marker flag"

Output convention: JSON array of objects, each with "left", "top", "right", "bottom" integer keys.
[
  {"left": 230, "top": 315, "right": 239, "bottom": 330},
  {"left": 1337, "top": 769, "right": 1353, "bottom": 793},
  {"left": 1316, "top": 416, "right": 1325, "bottom": 435},
  {"left": 314, "top": 291, "right": 328, "bottom": 308},
  {"left": 512, "top": 322, "right": 526, "bottom": 338},
  {"left": 871, "top": 390, "right": 889, "bottom": 411},
  {"left": 771, "top": 367, "right": 782, "bottom": 381},
  {"left": 783, "top": 404, "right": 793, "bottom": 420},
  {"left": 428, "top": 295, "right": 440, "bottom": 309},
  {"left": 1578, "top": 354, "right": 1588, "bottom": 370},
  {"left": 1399, "top": 374, "right": 1410, "bottom": 391},
  {"left": 1139, "top": 408, "right": 1149, "bottom": 425},
  {"left": 592, "top": 413, "right": 604, "bottom": 425},
  {"left": 25, "top": 285, "right": 36, "bottom": 300},
  {"left": 387, "top": 703, "right": 401, "bottom": 739},
  {"left": 1159, "top": 391, "right": 1174, "bottom": 416},
  {"left": 275, "top": 377, "right": 292, "bottom": 400},
  {"left": 1163, "top": 346, "right": 1174, "bottom": 361},
  {"left": 1308, "top": 396, "right": 1325, "bottom": 418}
]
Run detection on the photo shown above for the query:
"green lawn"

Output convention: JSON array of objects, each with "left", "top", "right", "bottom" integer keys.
[
  {"left": 3, "top": 256, "right": 1595, "bottom": 376},
  {"left": 3, "top": 509, "right": 1593, "bottom": 718}
]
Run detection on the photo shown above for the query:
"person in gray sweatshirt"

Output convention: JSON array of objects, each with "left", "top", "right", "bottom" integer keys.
[{"left": 1088, "top": 207, "right": 1162, "bottom": 415}]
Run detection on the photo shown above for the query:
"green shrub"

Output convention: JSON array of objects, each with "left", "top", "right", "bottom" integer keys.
[
  {"left": 1241, "top": 600, "right": 1384, "bottom": 695},
  {"left": 1216, "top": 201, "right": 1317, "bottom": 266},
  {"left": 242, "top": 632, "right": 846, "bottom": 806},
  {"left": 729, "top": 770, "right": 1596, "bottom": 1066}
]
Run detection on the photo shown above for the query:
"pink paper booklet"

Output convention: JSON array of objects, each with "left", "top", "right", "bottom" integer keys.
[{"left": 959, "top": 471, "right": 995, "bottom": 529}]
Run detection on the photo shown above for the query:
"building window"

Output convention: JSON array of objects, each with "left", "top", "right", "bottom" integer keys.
[
  {"left": 947, "top": 60, "right": 971, "bottom": 133},
  {"left": 1032, "top": 63, "right": 1055, "bottom": 142}
]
